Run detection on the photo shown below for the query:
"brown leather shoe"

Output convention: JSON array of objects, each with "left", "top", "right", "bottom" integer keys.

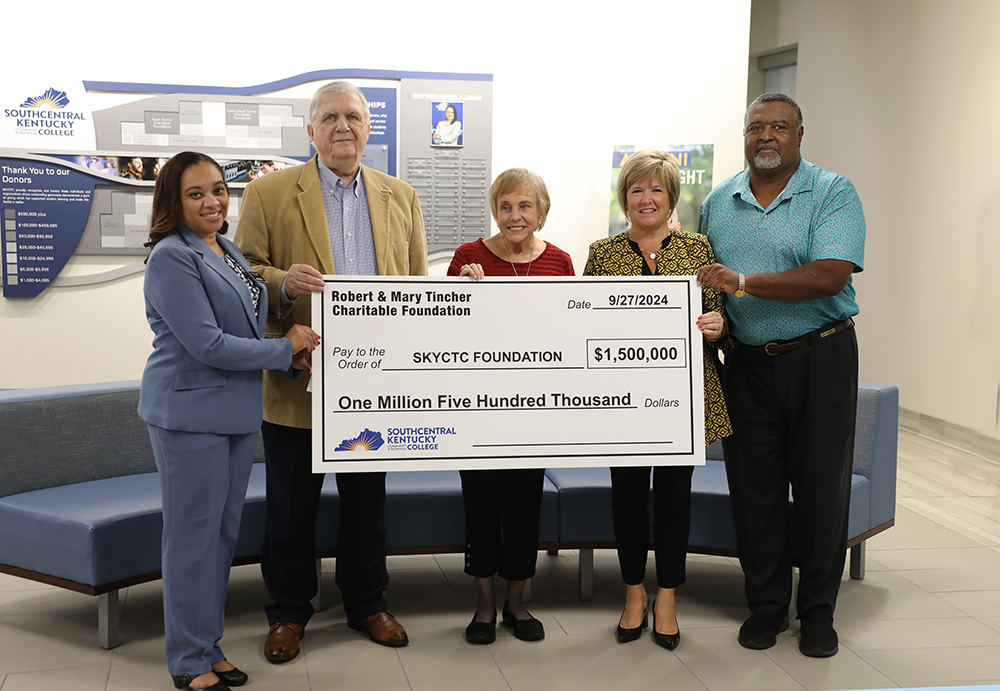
[
  {"left": 264, "top": 622, "right": 304, "bottom": 663},
  {"left": 347, "top": 610, "right": 409, "bottom": 647}
]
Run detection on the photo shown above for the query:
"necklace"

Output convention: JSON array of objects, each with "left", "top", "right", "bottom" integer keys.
[
  {"left": 501, "top": 235, "right": 535, "bottom": 277},
  {"left": 630, "top": 234, "right": 668, "bottom": 260}
]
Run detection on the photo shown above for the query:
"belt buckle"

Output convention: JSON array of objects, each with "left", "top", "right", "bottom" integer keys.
[{"left": 764, "top": 342, "right": 781, "bottom": 356}]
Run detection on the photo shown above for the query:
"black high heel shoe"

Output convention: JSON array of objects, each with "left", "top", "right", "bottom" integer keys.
[
  {"left": 616, "top": 601, "right": 648, "bottom": 643},
  {"left": 170, "top": 673, "right": 230, "bottom": 691},
  {"left": 652, "top": 603, "right": 680, "bottom": 650}
]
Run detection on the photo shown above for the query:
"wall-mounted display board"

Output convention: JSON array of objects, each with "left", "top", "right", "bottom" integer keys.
[{"left": 1, "top": 71, "right": 492, "bottom": 298}]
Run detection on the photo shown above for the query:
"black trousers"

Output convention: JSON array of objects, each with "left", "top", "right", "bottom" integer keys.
[
  {"left": 260, "top": 422, "right": 389, "bottom": 625},
  {"left": 611, "top": 465, "right": 694, "bottom": 589},
  {"left": 722, "top": 328, "right": 858, "bottom": 619},
  {"left": 460, "top": 468, "right": 544, "bottom": 581}
]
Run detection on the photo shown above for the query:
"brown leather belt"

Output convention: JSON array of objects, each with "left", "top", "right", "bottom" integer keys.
[{"left": 738, "top": 318, "right": 855, "bottom": 356}]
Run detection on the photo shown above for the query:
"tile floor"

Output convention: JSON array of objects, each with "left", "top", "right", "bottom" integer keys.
[{"left": 1, "top": 429, "right": 999, "bottom": 691}]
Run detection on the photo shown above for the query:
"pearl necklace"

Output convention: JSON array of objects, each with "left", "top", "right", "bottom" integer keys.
[
  {"left": 631, "top": 234, "right": 668, "bottom": 260},
  {"left": 501, "top": 235, "right": 535, "bottom": 277}
]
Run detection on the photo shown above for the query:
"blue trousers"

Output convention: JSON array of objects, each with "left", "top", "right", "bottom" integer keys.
[{"left": 148, "top": 424, "right": 255, "bottom": 677}]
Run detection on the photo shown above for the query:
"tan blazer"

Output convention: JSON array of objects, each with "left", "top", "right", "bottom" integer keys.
[{"left": 236, "top": 156, "right": 428, "bottom": 428}]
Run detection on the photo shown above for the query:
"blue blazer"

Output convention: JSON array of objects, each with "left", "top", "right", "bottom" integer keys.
[{"left": 139, "top": 225, "right": 291, "bottom": 434}]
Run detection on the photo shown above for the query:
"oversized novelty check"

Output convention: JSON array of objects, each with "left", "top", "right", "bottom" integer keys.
[{"left": 311, "top": 276, "right": 705, "bottom": 472}]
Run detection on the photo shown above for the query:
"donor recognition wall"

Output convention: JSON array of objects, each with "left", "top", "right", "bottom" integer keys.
[{"left": 0, "top": 71, "right": 493, "bottom": 298}]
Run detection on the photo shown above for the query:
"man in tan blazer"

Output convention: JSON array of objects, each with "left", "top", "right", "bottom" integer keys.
[{"left": 237, "top": 81, "right": 427, "bottom": 663}]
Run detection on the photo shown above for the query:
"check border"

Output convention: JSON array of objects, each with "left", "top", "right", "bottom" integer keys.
[{"left": 312, "top": 275, "right": 705, "bottom": 472}]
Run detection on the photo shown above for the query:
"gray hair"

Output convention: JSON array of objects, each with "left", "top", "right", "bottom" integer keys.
[
  {"left": 309, "top": 81, "right": 371, "bottom": 127},
  {"left": 747, "top": 92, "right": 803, "bottom": 126}
]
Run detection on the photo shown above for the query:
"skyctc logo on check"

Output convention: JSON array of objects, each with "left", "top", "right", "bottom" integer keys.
[
  {"left": 335, "top": 426, "right": 457, "bottom": 452},
  {"left": 384, "top": 426, "right": 457, "bottom": 452}
]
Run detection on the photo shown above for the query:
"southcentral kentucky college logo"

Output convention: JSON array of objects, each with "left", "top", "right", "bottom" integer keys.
[
  {"left": 335, "top": 429, "right": 385, "bottom": 452},
  {"left": 4, "top": 87, "right": 86, "bottom": 138},
  {"left": 20, "top": 88, "right": 70, "bottom": 109}
]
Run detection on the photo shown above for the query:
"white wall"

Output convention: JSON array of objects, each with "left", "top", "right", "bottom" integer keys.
[
  {"left": 0, "top": 0, "right": 752, "bottom": 389},
  {"left": 750, "top": 0, "right": 1000, "bottom": 439}
]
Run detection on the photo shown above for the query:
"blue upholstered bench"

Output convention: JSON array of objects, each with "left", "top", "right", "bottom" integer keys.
[
  {"left": 0, "top": 381, "right": 896, "bottom": 649},
  {"left": 544, "top": 382, "right": 899, "bottom": 597}
]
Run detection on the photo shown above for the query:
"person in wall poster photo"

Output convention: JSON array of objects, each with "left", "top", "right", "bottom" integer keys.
[{"left": 431, "top": 101, "right": 462, "bottom": 146}]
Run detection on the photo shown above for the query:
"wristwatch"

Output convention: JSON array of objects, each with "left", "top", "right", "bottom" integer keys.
[{"left": 734, "top": 273, "right": 746, "bottom": 298}]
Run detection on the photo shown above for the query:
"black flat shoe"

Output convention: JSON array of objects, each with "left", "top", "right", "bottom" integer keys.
[
  {"left": 171, "top": 673, "right": 230, "bottom": 691},
  {"left": 214, "top": 666, "right": 248, "bottom": 687},
  {"left": 799, "top": 609, "right": 838, "bottom": 658},
  {"left": 465, "top": 610, "right": 497, "bottom": 644},
  {"left": 501, "top": 605, "right": 545, "bottom": 641},
  {"left": 653, "top": 606, "right": 680, "bottom": 650},
  {"left": 616, "top": 602, "right": 648, "bottom": 643},
  {"left": 738, "top": 611, "right": 790, "bottom": 650}
]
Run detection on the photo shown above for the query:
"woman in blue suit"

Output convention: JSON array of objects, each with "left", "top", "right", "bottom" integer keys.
[{"left": 138, "top": 152, "right": 317, "bottom": 691}]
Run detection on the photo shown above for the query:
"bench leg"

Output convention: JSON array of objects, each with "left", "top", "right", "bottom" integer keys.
[
  {"left": 789, "top": 570, "right": 798, "bottom": 621},
  {"left": 578, "top": 548, "right": 594, "bottom": 601},
  {"left": 99, "top": 590, "right": 120, "bottom": 649},
  {"left": 311, "top": 558, "right": 323, "bottom": 613},
  {"left": 850, "top": 542, "right": 866, "bottom": 580}
]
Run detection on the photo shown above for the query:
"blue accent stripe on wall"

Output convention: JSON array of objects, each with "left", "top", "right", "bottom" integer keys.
[{"left": 84, "top": 69, "right": 493, "bottom": 95}]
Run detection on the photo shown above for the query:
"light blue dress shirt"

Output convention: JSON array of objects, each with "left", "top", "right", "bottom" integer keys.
[
  {"left": 280, "top": 159, "right": 379, "bottom": 305},
  {"left": 317, "top": 157, "right": 377, "bottom": 276},
  {"left": 698, "top": 160, "right": 866, "bottom": 345}
]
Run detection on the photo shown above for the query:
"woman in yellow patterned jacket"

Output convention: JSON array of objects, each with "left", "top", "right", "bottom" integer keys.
[{"left": 584, "top": 149, "right": 731, "bottom": 651}]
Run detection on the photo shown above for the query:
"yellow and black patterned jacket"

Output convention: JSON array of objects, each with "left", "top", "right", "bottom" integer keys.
[{"left": 583, "top": 230, "right": 732, "bottom": 445}]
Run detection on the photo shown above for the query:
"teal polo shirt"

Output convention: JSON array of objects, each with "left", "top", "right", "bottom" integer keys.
[{"left": 697, "top": 160, "right": 865, "bottom": 346}]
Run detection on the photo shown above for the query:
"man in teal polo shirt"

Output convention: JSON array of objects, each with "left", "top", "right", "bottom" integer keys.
[{"left": 697, "top": 92, "right": 865, "bottom": 658}]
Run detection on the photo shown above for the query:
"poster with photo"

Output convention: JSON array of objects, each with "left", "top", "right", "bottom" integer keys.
[
  {"left": 431, "top": 101, "right": 463, "bottom": 147},
  {"left": 221, "top": 159, "right": 292, "bottom": 183},
  {"left": 609, "top": 145, "right": 714, "bottom": 237}
]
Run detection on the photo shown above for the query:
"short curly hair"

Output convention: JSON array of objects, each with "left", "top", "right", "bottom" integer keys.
[
  {"left": 747, "top": 92, "right": 803, "bottom": 127},
  {"left": 488, "top": 168, "right": 551, "bottom": 231}
]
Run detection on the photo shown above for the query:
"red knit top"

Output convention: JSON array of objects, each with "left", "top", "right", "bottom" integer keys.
[{"left": 446, "top": 238, "right": 575, "bottom": 277}]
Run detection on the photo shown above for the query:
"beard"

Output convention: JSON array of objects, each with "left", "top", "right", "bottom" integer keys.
[{"left": 753, "top": 147, "right": 781, "bottom": 170}]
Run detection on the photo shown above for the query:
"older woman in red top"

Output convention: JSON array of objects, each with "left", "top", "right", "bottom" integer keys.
[{"left": 448, "top": 168, "right": 573, "bottom": 644}]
